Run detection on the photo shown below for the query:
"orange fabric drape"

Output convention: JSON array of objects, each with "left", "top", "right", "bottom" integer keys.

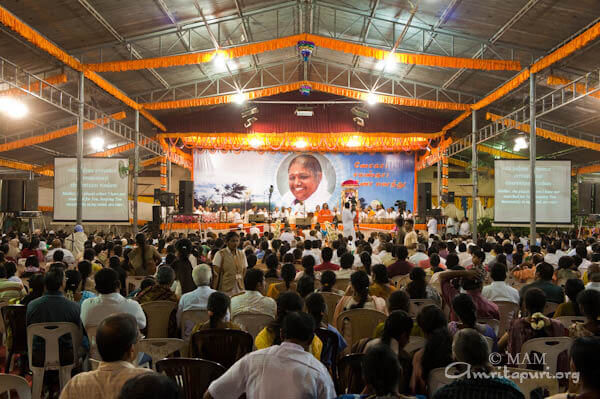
[
  {"left": 143, "top": 81, "right": 470, "bottom": 111},
  {"left": 546, "top": 75, "right": 600, "bottom": 100},
  {"left": 85, "top": 33, "right": 521, "bottom": 73},
  {"left": 160, "top": 131, "right": 435, "bottom": 153},
  {"left": 441, "top": 110, "right": 472, "bottom": 133},
  {"left": 440, "top": 20, "right": 600, "bottom": 136},
  {"left": 576, "top": 164, "right": 600, "bottom": 175},
  {"left": 0, "top": 6, "right": 165, "bottom": 132},
  {"left": 0, "top": 111, "right": 126, "bottom": 152},
  {"left": 477, "top": 144, "right": 527, "bottom": 159},
  {"left": 158, "top": 138, "right": 193, "bottom": 171},
  {"left": 0, "top": 73, "right": 67, "bottom": 97},
  {"left": 487, "top": 112, "right": 600, "bottom": 152},
  {"left": 0, "top": 158, "right": 54, "bottom": 176}
]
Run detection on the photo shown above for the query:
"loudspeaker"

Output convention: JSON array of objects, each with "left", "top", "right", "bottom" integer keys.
[
  {"left": 1, "top": 180, "right": 26, "bottom": 212},
  {"left": 152, "top": 205, "right": 162, "bottom": 225},
  {"left": 417, "top": 182, "right": 432, "bottom": 216},
  {"left": 24, "top": 180, "right": 38, "bottom": 211},
  {"left": 153, "top": 188, "right": 162, "bottom": 202},
  {"left": 178, "top": 180, "right": 194, "bottom": 214},
  {"left": 579, "top": 182, "right": 594, "bottom": 214}
]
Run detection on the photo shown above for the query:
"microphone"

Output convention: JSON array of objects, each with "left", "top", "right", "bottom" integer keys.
[{"left": 269, "top": 185, "right": 274, "bottom": 194}]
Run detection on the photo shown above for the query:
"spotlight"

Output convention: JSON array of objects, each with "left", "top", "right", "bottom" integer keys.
[
  {"left": 248, "top": 137, "right": 263, "bottom": 148},
  {"left": 0, "top": 97, "right": 28, "bottom": 119},
  {"left": 232, "top": 92, "right": 246, "bottom": 105},
  {"left": 514, "top": 136, "right": 528, "bottom": 151},
  {"left": 366, "top": 92, "right": 378, "bottom": 105},
  {"left": 376, "top": 55, "right": 396, "bottom": 72},
  {"left": 294, "top": 107, "right": 314, "bottom": 117},
  {"left": 213, "top": 52, "right": 227, "bottom": 70},
  {"left": 294, "top": 139, "right": 308, "bottom": 149},
  {"left": 353, "top": 117, "right": 365, "bottom": 127},
  {"left": 244, "top": 117, "right": 257, "bottom": 128},
  {"left": 90, "top": 136, "right": 105, "bottom": 152},
  {"left": 347, "top": 136, "right": 362, "bottom": 147},
  {"left": 351, "top": 106, "right": 369, "bottom": 119},
  {"left": 241, "top": 107, "right": 259, "bottom": 118}
]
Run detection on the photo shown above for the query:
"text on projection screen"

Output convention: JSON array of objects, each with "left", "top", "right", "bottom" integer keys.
[
  {"left": 53, "top": 157, "right": 129, "bottom": 222},
  {"left": 494, "top": 160, "right": 570, "bottom": 224}
]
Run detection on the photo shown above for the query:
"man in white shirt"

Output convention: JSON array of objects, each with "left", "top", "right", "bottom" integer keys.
[
  {"left": 204, "top": 312, "right": 336, "bottom": 399},
  {"left": 481, "top": 263, "right": 520, "bottom": 305},
  {"left": 585, "top": 264, "right": 600, "bottom": 292},
  {"left": 249, "top": 223, "right": 261, "bottom": 236},
  {"left": 341, "top": 202, "right": 356, "bottom": 240},
  {"left": 427, "top": 216, "right": 438, "bottom": 236},
  {"left": 45, "top": 239, "right": 76, "bottom": 265},
  {"left": 177, "top": 264, "right": 217, "bottom": 340},
  {"left": 459, "top": 217, "right": 470, "bottom": 237},
  {"left": 375, "top": 205, "right": 386, "bottom": 220},
  {"left": 403, "top": 220, "right": 418, "bottom": 254},
  {"left": 576, "top": 245, "right": 592, "bottom": 273},
  {"left": 457, "top": 242, "right": 473, "bottom": 268},
  {"left": 280, "top": 228, "right": 295, "bottom": 245},
  {"left": 409, "top": 244, "right": 429, "bottom": 265},
  {"left": 59, "top": 313, "right": 150, "bottom": 399},
  {"left": 230, "top": 269, "right": 276, "bottom": 319}
]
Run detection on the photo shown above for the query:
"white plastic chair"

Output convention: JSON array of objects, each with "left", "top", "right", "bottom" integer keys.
[
  {"left": 135, "top": 338, "right": 186, "bottom": 370},
  {"left": 231, "top": 312, "right": 275, "bottom": 339},
  {"left": 409, "top": 299, "right": 436, "bottom": 318},
  {"left": 520, "top": 336, "right": 572, "bottom": 374},
  {"left": 404, "top": 336, "right": 426, "bottom": 354},
  {"left": 478, "top": 318, "right": 500, "bottom": 336},
  {"left": 543, "top": 302, "right": 559, "bottom": 316},
  {"left": 85, "top": 325, "right": 99, "bottom": 360},
  {"left": 27, "top": 322, "right": 82, "bottom": 399},
  {"left": 141, "top": 301, "right": 177, "bottom": 338},
  {"left": 126, "top": 276, "right": 146, "bottom": 295},
  {"left": 556, "top": 316, "right": 586, "bottom": 329},
  {"left": 493, "top": 301, "right": 520, "bottom": 336},
  {"left": 0, "top": 374, "right": 31, "bottom": 399},
  {"left": 181, "top": 309, "right": 209, "bottom": 341},
  {"left": 428, "top": 366, "right": 458, "bottom": 397}
]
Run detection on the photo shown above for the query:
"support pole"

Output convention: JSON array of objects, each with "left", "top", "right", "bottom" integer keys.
[
  {"left": 472, "top": 109, "right": 477, "bottom": 239},
  {"left": 437, "top": 161, "right": 441, "bottom": 207},
  {"left": 529, "top": 72, "right": 536, "bottom": 247},
  {"left": 167, "top": 157, "right": 172, "bottom": 192},
  {"left": 133, "top": 110, "right": 139, "bottom": 234},
  {"left": 76, "top": 72, "right": 84, "bottom": 225}
]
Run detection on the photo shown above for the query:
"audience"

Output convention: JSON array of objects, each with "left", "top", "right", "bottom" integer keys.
[
  {"left": 448, "top": 293, "right": 497, "bottom": 350},
  {"left": 135, "top": 266, "right": 178, "bottom": 303},
  {"left": 519, "top": 262, "right": 565, "bottom": 304},
  {"left": 481, "top": 263, "right": 520, "bottom": 305},
  {"left": 305, "top": 292, "right": 347, "bottom": 367},
  {"left": 191, "top": 291, "right": 241, "bottom": 334},
  {"left": 318, "top": 270, "right": 344, "bottom": 295},
  {"left": 0, "top": 264, "right": 25, "bottom": 301},
  {"left": 438, "top": 267, "right": 499, "bottom": 321},
  {"left": 177, "top": 264, "right": 217, "bottom": 340},
  {"left": 569, "top": 288, "right": 600, "bottom": 337},
  {"left": 266, "top": 263, "right": 297, "bottom": 299},
  {"left": 405, "top": 267, "right": 442, "bottom": 307},
  {"left": 369, "top": 264, "right": 396, "bottom": 300},
  {"left": 118, "top": 374, "right": 182, "bottom": 399},
  {"left": 205, "top": 312, "right": 335, "bottom": 399},
  {"left": 59, "top": 313, "right": 150, "bottom": 399},
  {"left": 230, "top": 268, "right": 276, "bottom": 319},
  {"left": 333, "top": 271, "right": 388, "bottom": 323},
  {"left": 554, "top": 278, "right": 584, "bottom": 317}
]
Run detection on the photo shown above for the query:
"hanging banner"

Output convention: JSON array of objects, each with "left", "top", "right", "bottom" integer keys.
[{"left": 193, "top": 150, "right": 414, "bottom": 212}]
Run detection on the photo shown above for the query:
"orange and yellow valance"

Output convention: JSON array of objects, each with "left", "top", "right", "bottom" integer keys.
[
  {"left": 0, "top": 6, "right": 165, "bottom": 132},
  {"left": 84, "top": 33, "right": 521, "bottom": 73},
  {"left": 0, "top": 73, "right": 67, "bottom": 97},
  {"left": 143, "top": 81, "right": 470, "bottom": 112},
  {"left": 486, "top": 112, "right": 600, "bottom": 152},
  {"left": 546, "top": 75, "right": 600, "bottom": 100},
  {"left": 158, "top": 132, "right": 436, "bottom": 153},
  {"left": 0, "top": 111, "right": 126, "bottom": 153},
  {"left": 0, "top": 158, "right": 54, "bottom": 177},
  {"left": 477, "top": 143, "right": 527, "bottom": 159}
]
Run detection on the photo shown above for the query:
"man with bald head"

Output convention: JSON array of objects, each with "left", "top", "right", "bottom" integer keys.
[
  {"left": 59, "top": 313, "right": 151, "bottom": 399},
  {"left": 282, "top": 154, "right": 332, "bottom": 212}
]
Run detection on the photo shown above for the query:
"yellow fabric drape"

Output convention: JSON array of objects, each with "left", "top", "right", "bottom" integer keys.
[
  {"left": 85, "top": 33, "right": 521, "bottom": 73},
  {"left": 143, "top": 81, "right": 470, "bottom": 112},
  {"left": 160, "top": 132, "right": 434, "bottom": 153},
  {"left": 547, "top": 75, "right": 600, "bottom": 100},
  {"left": 449, "top": 158, "right": 468, "bottom": 168},
  {"left": 0, "top": 111, "right": 126, "bottom": 152},
  {"left": 440, "top": 20, "right": 600, "bottom": 136},
  {"left": 0, "top": 73, "right": 67, "bottom": 97},
  {"left": 487, "top": 198, "right": 494, "bottom": 208},
  {"left": 487, "top": 112, "right": 600, "bottom": 152},
  {"left": 454, "top": 197, "right": 462, "bottom": 210},
  {"left": 0, "top": 6, "right": 165, "bottom": 132},
  {"left": 477, "top": 144, "right": 527, "bottom": 159}
]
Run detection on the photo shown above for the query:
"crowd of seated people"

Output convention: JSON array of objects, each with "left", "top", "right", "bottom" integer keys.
[{"left": 2, "top": 221, "right": 600, "bottom": 398}]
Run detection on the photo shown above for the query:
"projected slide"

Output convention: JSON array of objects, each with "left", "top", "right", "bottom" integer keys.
[
  {"left": 494, "top": 160, "right": 571, "bottom": 224},
  {"left": 54, "top": 157, "right": 129, "bottom": 222}
]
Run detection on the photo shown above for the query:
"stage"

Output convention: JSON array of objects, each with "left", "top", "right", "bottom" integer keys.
[{"left": 159, "top": 222, "right": 433, "bottom": 234}]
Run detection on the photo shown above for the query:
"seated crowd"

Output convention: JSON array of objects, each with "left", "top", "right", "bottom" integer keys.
[{"left": 2, "top": 221, "right": 600, "bottom": 399}]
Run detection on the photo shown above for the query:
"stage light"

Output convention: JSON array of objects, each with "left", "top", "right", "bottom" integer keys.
[
  {"left": 376, "top": 55, "right": 396, "bottom": 72},
  {"left": 366, "top": 92, "right": 378, "bottom": 105},
  {"left": 0, "top": 97, "right": 28, "bottom": 118},
  {"left": 347, "top": 136, "right": 361, "bottom": 147},
  {"left": 514, "top": 136, "right": 528, "bottom": 151},
  {"left": 90, "top": 136, "right": 105, "bottom": 152},
  {"left": 248, "top": 137, "right": 263, "bottom": 148},
  {"left": 294, "top": 139, "right": 308, "bottom": 149},
  {"left": 213, "top": 52, "right": 227, "bottom": 70},
  {"left": 232, "top": 92, "right": 246, "bottom": 105}
]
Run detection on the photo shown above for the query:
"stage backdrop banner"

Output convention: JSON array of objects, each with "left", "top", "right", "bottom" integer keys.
[{"left": 193, "top": 150, "right": 414, "bottom": 212}]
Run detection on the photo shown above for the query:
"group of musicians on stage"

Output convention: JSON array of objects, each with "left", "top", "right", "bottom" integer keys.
[{"left": 192, "top": 202, "right": 413, "bottom": 224}]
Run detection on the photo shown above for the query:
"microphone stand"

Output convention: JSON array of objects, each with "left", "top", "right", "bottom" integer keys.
[{"left": 268, "top": 185, "right": 274, "bottom": 234}]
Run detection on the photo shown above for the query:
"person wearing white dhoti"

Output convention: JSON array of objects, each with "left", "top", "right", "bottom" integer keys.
[{"left": 342, "top": 202, "right": 356, "bottom": 240}]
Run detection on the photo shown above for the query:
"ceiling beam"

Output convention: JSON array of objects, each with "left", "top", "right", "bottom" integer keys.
[
  {"left": 441, "top": 0, "right": 541, "bottom": 90},
  {"left": 77, "top": 0, "right": 170, "bottom": 89}
]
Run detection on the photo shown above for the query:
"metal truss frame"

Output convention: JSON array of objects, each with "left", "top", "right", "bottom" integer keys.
[
  {"left": 447, "top": 68, "right": 600, "bottom": 157},
  {"left": 0, "top": 56, "right": 163, "bottom": 157},
  {"left": 73, "top": 0, "right": 539, "bottom": 64},
  {"left": 134, "top": 57, "right": 481, "bottom": 105}
]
